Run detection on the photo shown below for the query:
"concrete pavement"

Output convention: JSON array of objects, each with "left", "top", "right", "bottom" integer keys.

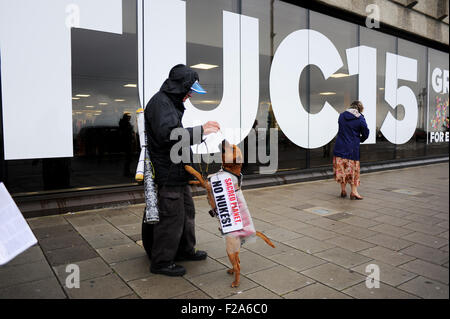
[{"left": 0, "top": 163, "right": 448, "bottom": 299}]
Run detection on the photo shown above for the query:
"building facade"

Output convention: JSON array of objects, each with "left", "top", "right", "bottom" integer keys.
[{"left": 0, "top": 0, "right": 448, "bottom": 215}]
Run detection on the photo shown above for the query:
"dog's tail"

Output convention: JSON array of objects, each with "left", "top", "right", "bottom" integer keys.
[
  {"left": 255, "top": 231, "right": 275, "bottom": 248},
  {"left": 185, "top": 165, "right": 207, "bottom": 188}
]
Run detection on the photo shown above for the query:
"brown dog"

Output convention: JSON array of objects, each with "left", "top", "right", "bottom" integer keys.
[{"left": 185, "top": 140, "right": 275, "bottom": 287}]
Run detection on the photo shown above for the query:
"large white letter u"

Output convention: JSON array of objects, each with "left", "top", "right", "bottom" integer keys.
[{"left": 138, "top": 0, "right": 259, "bottom": 154}]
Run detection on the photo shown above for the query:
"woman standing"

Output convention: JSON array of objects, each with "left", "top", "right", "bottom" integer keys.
[{"left": 333, "top": 101, "right": 370, "bottom": 200}]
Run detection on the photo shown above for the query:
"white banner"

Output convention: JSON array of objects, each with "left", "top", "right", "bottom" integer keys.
[
  {"left": 209, "top": 172, "right": 243, "bottom": 234},
  {"left": 0, "top": 183, "right": 37, "bottom": 266}
]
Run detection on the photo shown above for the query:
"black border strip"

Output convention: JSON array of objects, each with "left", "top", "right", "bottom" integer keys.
[{"left": 281, "top": 0, "right": 449, "bottom": 53}]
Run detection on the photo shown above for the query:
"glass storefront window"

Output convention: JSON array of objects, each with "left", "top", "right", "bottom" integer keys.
[
  {"left": 396, "top": 38, "right": 428, "bottom": 159},
  {"left": 309, "top": 11, "right": 358, "bottom": 168},
  {"left": 427, "top": 48, "right": 450, "bottom": 155},
  {"left": 242, "top": 0, "right": 308, "bottom": 174},
  {"left": 359, "top": 26, "right": 397, "bottom": 163},
  {"left": 5, "top": 0, "right": 139, "bottom": 194},
  {"left": 0, "top": 0, "right": 448, "bottom": 197}
]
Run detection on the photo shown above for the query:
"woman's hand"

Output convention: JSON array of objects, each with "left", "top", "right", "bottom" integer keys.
[{"left": 203, "top": 121, "right": 221, "bottom": 135}]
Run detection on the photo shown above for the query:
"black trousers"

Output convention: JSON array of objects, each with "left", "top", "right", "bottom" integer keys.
[{"left": 151, "top": 185, "right": 196, "bottom": 268}]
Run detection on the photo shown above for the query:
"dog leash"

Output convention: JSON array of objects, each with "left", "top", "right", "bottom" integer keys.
[{"left": 196, "top": 138, "right": 210, "bottom": 180}]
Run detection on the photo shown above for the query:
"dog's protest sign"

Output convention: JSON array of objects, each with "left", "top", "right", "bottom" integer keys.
[{"left": 209, "top": 172, "right": 243, "bottom": 234}]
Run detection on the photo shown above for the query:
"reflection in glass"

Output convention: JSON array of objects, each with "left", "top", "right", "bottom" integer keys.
[
  {"left": 6, "top": 0, "right": 139, "bottom": 194},
  {"left": 359, "top": 26, "right": 397, "bottom": 163},
  {"left": 427, "top": 48, "right": 450, "bottom": 156},
  {"left": 309, "top": 11, "right": 358, "bottom": 168}
]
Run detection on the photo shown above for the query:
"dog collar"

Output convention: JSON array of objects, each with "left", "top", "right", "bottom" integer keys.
[{"left": 221, "top": 168, "right": 243, "bottom": 189}]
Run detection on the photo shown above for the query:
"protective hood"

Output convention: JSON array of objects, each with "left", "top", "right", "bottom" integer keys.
[
  {"left": 344, "top": 108, "right": 361, "bottom": 120},
  {"left": 160, "top": 64, "right": 199, "bottom": 102}
]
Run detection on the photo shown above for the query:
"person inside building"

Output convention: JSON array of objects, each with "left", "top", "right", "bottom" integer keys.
[
  {"left": 332, "top": 100, "right": 370, "bottom": 200},
  {"left": 144, "top": 64, "right": 220, "bottom": 276}
]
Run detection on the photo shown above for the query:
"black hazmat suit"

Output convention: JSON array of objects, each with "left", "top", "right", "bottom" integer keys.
[{"left": 142, "top": 64, "right": 204, "bottom": 268}]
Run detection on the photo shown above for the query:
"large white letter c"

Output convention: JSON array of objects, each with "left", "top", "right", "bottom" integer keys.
[{"left": 269, "top": 29, "right": 342, "bottom": 149}]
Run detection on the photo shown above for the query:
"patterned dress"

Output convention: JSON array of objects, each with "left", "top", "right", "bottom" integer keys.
[{"left": 333, "top": 156, "right": 360, "bottom": 186}]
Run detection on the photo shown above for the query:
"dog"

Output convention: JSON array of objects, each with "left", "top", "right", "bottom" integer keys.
[{"left": 185, "top": 140, "right": 275, "bottom": 288}]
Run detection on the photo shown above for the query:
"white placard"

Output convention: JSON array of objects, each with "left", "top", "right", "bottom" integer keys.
[
  {"left": 209, "top": 172, "right": 243, "bottom": 234},
  {"left": 0, "top": 183, "right": 37, "bottom": 266}
]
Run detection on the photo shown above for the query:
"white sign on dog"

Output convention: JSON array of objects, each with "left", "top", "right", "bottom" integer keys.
[{"left": 210, "top": 172, "right": 243, "bottom": 234}]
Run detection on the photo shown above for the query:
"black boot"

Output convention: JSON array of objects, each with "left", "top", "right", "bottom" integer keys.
[
  {"left": 175, "top": 249, "right": 208, "bottom": 261},
  {"left": 150, "top": 263, "right": 186, "bottom": 277}
]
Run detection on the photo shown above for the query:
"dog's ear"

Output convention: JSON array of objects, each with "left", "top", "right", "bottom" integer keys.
[
  {"left": 219, "top": 139, "right": 231, "bottom": 154},
  {"left": 232, "top": 145, "right": 243, "bottom": 164}
]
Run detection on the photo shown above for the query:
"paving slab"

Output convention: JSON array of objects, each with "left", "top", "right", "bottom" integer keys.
[
  {"left": 314, "top": 247, "right": 372, "bottom": 269},
  {"left": 351, "top": 260, "right": 418, "bottom": 287},
  {"left": 39, "top": 232, "right": 87, "bottom": 251},
  {"left": 269, "top": 249, "right": 327, "bottom": 272},
  {"left": 195, "top": 238, "right": 231, "bottom": 259},
  {"left": 402, "top": 232, "right": 449, "bottom": 249},
  {"left": 187, "top": 270, "right": 259, "bottom": 299},
  {"left": 27, "top": 215, "right": 68, "bottom": 229},
  {"left": 334, "top": 225, "right": 378, "bottom": 239},
  {"left": 341, "top": 216, "right": 380, "bottom": 228},
  {"left": 116, "top": 223, "right": 142, "bottom": 237},
  {"left": 225, "top": 286, "right": 282, "bottom": 299},
  {"left": 64, "top": 273, "right": 132, "bottom": 299},
  {"left": 404, "top": 214, "right": 446, "bottom": 225},
  {"left": 247, "top": 265, "right": 314, "bottom": 296},
  {"left": 0, "top": 259, "right": 55, "bottom": 289},
  {"left": 53, "top": 257, "right": 112, "bottom": 283},
  {"left": 403, "top": 222, "right": 447, "bottom": 236},
  {"left": 397, "top": 276, "right": 449, "bottom": 299},
  {"left": 103, "top": 212, "right": 142, "bottom": 227},
  {"left": 217, "top": 251, "right": 276, "bottom": 276},
  {"left": 65, "top": 213, "right": 108, "bottom": 228},
  {"left": 0, "top": 277, "right": 66, "bottom": 299},
  {"left": 32, "top": 224, "right": 78, "bottom": 240},
  {"left": 110, "top": 256, "right": 151, "bottom": 282},
  {"left": 283, "top": 282, "right": 352, "bottom": 299},
  {"left": 129, "top": 275, "right": 197, "bottom": 299},
  {"left": 363, "top": 234, "right": 414, "bottom": 251},
  {"left": 324, "top": 235, "right": 376, "bottom": 252},
  {"left": 171, "top": 289, "right": 212, "bottom": 299},
  {"left": 359, "top": 246, "right": 416, "bottom": 267},
  {"left": 373, "top": 214, "right": 411, "bottom": 227},
  {"left": 400, "top": 244, "right": 449, "bottom": 265},
  {"left": 369, "top": 224, "right": 414, "bottom": 238},
  {"left": 301, "top": 263, "right": 365, "bottom": 291},
  {"left": 244, "top": 239, "right": 293, "bottom": 257},
  {"left": 305, "top": 217, "right": 349, "bottom": 231},
  {"left": 195, "top": 229, "right": 222, "bottom": 244},
  {"left": 258, "top": 227, "right": 303, "bottom": 242},
  {"left": 342, "top": 282, "right": 418, "bottom": 299},
  {"left": 271, "top": 218, "right": 311, "bottom": 232},
  {"left": 96, "top": 243, "right": 146, "bottom": 263},
  {"left": 296, "top": 226, "right": 339, "bottom": 241},
  {"left": 82, "top": 231, "right": 135, "bottom": 250},
  {"left": 2, "top": 245, "right": 45, "bottom": 267},
  {"left": 399, "top": 259, "right": 449, "bottom": 285},
  {"left": 284, "top": 236, "right": 336, "bottom": 254},
  {"left": 44, "top": 243, "right": 99, "bottom": 266}
]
